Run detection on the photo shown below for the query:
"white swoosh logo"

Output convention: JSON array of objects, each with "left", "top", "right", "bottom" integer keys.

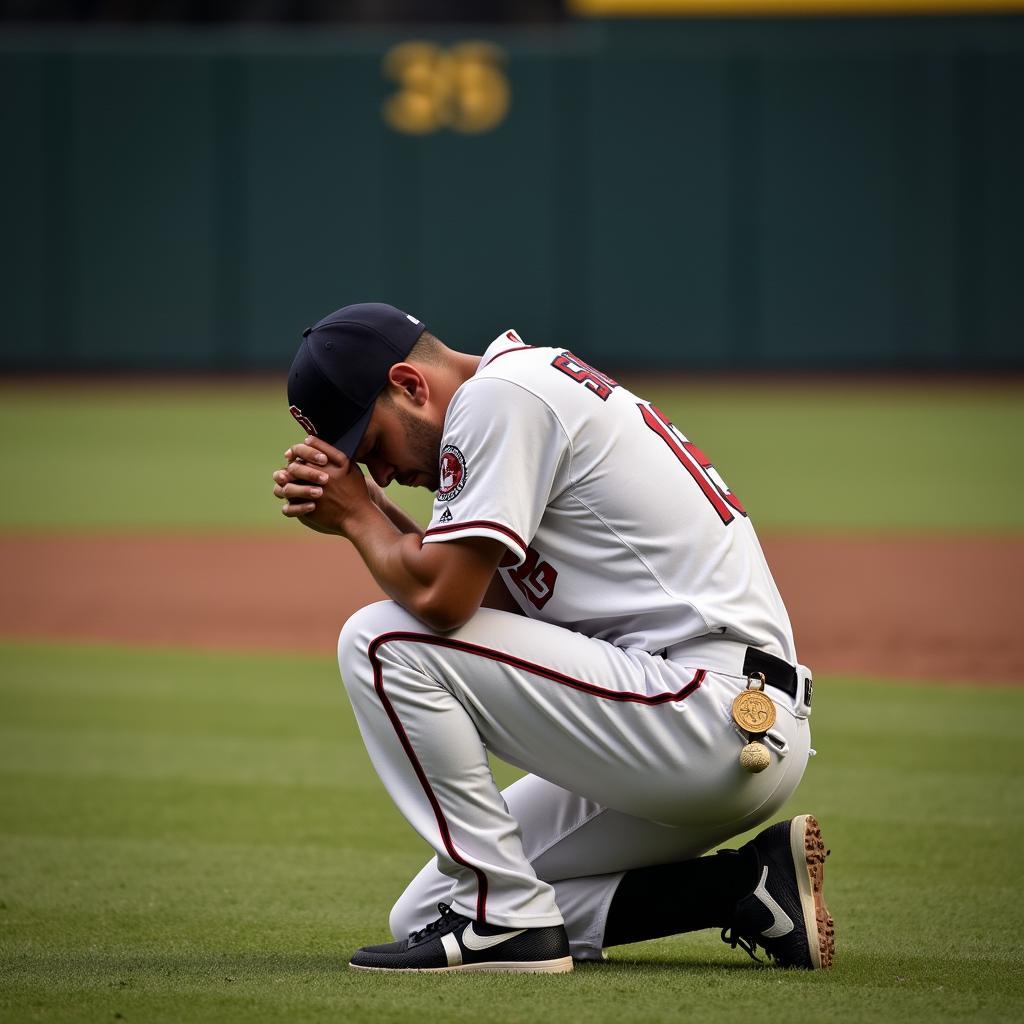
[
  {"left": 462, "top": 923, "right": 528, "bottom": 952},
  {"left": 754, "top": 865, "right": 794, "bottom": 938}
]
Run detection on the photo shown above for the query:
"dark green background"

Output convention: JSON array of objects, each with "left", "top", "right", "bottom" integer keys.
[{"left": 2, "top": 16, "right": 1022, "bottom": 371}]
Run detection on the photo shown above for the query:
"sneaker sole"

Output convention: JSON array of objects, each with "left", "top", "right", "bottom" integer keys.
[
  {"left": 349, "top": 956, "right": 574, "bottom": 974},
  {"left": 789, "top": 813, "right": 835, "bottom": 969}
]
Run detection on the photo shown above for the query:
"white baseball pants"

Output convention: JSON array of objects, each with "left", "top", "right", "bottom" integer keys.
[{"left": 338, "top": 600, "right": 810, "bottom": 959}]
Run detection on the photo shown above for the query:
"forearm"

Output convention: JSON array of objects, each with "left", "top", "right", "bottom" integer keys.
[
  {"left": 375, "top": 491, "right": 424, "bottom": 535},
  {"left": 343, "top": 504, "right": 447, "bottom": 627},
  {"left": 275, "top": 438, "right": 498, "bottom": 630},
  {"left": 343, "top": 504, "right": 502, "bottom": 632}
]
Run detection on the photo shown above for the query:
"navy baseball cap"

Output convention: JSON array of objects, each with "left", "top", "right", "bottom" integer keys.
[{"left": 287, "top": 302, "right": 427, "bottom": 457}]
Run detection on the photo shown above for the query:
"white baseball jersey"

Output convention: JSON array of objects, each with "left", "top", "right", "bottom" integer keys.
[
  {"left": 421, "top": 330, "right": 796, "bottom": 663},
  {"left": 337, "top": 328, "right": 811, "bottom": 953}
]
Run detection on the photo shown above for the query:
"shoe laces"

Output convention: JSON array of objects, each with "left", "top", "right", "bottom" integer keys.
[
  {"left": 408, "top": 902, "right": 466, "bottom": 943},
  {"left": 720, "top": 924, "right": 768, "bottom": 964},
  {"left": 718, "top": 846, "right": 768, "bottom": 964}
]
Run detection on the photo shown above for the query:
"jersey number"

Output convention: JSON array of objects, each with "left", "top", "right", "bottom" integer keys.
[
  {"left": 639, "top": 404, "right": 747, "bottom": 525},
  {"left": 508, "top": 546, "right": 558, "bottom": 609}
]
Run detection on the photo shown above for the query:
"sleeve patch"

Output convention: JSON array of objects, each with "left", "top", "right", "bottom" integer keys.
[{"left": 437, "top": 444, "right": 467, "bottom": 501}]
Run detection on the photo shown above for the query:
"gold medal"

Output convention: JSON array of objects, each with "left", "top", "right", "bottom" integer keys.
[{"left": 731, "top": 673, "right": 777, "bottom": 734}]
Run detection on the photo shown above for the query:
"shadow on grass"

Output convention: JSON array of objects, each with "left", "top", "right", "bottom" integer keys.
[
  {"left": 583, "top": 957, "right": 759, "bottom": 973},
  {"left": 5, "top": 947, "right": 785, "bottom": 985}
]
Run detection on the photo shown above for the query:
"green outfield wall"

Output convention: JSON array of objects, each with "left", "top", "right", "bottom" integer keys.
[{"left": 1, "top": 16, "right": 1022, "bottom": 371}]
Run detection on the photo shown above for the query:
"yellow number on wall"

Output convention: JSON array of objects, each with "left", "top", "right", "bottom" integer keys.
[{"left": 382, "top": 41, "right": 510, "bottom": 136}]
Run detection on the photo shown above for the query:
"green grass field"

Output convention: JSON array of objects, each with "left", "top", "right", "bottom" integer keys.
[
  {"left": 2, "top": 380, "right": 1023, "bottom": 1022},
  {"left": 1, "top": 644, "right": 1021, "bottom": 1023},
  {"left": 0, "top": 379, "right": 1021, "bottom": 532}
]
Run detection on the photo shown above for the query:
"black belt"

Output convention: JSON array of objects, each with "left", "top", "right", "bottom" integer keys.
[{"left": 742, "top": 647, "right": 799, "bottom": 702}]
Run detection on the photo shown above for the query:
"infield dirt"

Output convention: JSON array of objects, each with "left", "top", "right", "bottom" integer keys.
[{"left": 3, "top": 532, "right": 1021, "bottom": 684}]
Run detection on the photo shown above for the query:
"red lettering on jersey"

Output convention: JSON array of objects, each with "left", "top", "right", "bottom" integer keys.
[
  {"left": 508, "top": 546, "right": 558, "bottom": 610},
  {"left": 639, "top": 403, "right": 747, "bottom": 525},
  {"left": 682, "top": 440, "right": 747, "bottom": 516},
  {"left": 551, "top": 352, "right": 619, "bottom": 402}
]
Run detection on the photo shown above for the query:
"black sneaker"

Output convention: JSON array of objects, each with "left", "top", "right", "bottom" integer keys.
[
  {"left": 722, "top": 814, "right": 835, "bottom": 969},
  {"left": 349, "top": 903, "right": 574, "bottom": 973}
]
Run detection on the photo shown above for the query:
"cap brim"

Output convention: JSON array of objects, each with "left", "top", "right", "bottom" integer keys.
[{"left": 332, "top": 404, "right": 375, "bottom": 458}]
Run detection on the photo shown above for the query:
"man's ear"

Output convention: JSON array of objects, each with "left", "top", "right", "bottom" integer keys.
[{"left": 387, "top": 362, "right": 429, "bottom": 407}]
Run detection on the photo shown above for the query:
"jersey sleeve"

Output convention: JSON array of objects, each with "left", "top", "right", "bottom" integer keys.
[{"left": 422, "top": 377, "right": 571, "bottom": 566}]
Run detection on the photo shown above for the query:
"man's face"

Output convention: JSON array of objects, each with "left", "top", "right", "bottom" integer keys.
[{"left": 353, "top": 398, "right": 443, "bottom": 491}]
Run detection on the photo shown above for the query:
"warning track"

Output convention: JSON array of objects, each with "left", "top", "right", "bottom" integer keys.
[{"left": 2, "top": 532, "right": 1021, "bottom": 684}]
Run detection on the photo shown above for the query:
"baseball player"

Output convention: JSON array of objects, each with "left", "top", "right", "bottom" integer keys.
[{"left": 273, "top": 302, "right": 833, "bottom": 974}]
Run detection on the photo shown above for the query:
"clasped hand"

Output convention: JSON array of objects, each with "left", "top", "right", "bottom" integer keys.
[{"left": 272, "top": 436, "right": 379, "bottom": 535}]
